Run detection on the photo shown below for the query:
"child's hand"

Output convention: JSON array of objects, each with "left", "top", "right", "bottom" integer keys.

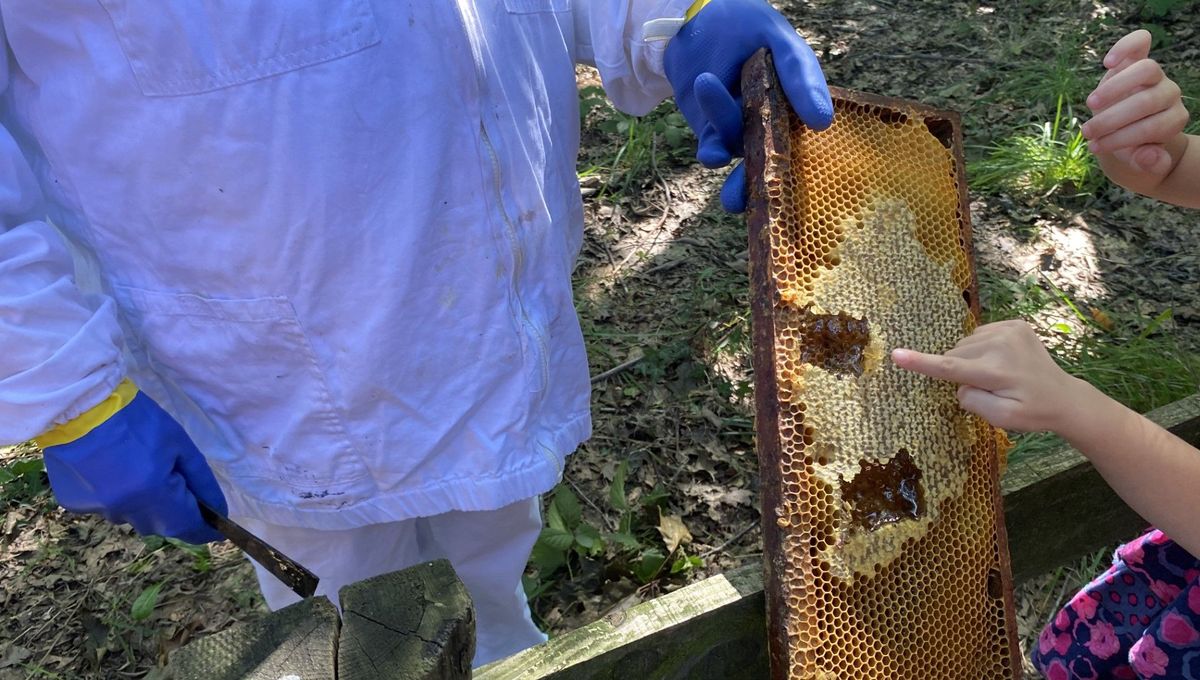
[
  {"left": 890, "top": 320, "right": 1089, "bottom": 434},
  {"left": 1082, "top": 30, "right": 1190, "bottom": 189}
]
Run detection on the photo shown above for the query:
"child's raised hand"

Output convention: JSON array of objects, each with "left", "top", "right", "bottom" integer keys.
[
  {"left": 890, "top": 320, "right": 1089, "bottom": 434},
  {"left": 1083, "top": 30, "right": 1189, "bottom": 186}
]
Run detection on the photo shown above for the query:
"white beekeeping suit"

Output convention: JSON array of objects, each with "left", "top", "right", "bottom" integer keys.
[{"left": 0, "top": 0, "right": 691, "bottom": 664}]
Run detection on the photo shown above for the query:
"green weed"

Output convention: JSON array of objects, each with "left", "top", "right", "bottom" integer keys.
[
  {"left": 578, "top": 86, "right": 694, "bottom": 199},
  {"left": 1137, "top": 0, "right": 1197, "bottom": 19},
  {"left": 979, "top": 273, "right": 1055, "bottom": 323},
  {"left": 139, "top": 535, "right": 214, "bottom": 573},
  {"left": 1172, "top": 66, "right": 1200, "bottom": 135},
  {"left": 1052, "top": 310, "right": 1200, "bottom": 415},
  {"left": 525, "top": 461, "right": 703, "bottom": 603},
  {"left": 987, "top": 30, "right": 1091, "bottom": 115},
  {"left": 1004, "top": 312, "right": 1200, "bottom": 465},
  {"left": 18, "top": 665, "right": 64, "bottom": 679},
  {"left": 0, "top": 455, "right": 48, "bottom": 506},
  {"left": 969, "top": 96, "right": 1099, "bottom": 198}
]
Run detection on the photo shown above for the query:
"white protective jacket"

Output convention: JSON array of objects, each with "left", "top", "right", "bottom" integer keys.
[{"left": 0, "top": 1, "right": 690, "bottom": 529}]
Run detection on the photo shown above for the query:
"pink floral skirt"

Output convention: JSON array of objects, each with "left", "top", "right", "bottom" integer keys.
[{"left": 1031, "top": 529, "right": 1200, "bottom": 679}]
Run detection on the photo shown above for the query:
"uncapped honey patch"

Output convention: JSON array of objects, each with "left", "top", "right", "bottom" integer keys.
[{"left": 748, "top": 76, "right": 1020, "bottom": 680}]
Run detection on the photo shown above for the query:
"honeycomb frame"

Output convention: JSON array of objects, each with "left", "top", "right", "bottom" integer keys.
[{"left": 742, "top": 50, "right": 1022, "bottom": 679}]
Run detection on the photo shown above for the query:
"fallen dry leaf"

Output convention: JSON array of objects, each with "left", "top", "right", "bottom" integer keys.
[{"left": 656, "top": 512, "right": 693, "bottom": 553}]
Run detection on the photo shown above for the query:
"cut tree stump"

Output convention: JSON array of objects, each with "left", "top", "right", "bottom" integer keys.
[
  {"left": 338, "top": 559, "right": 475, "bottom": 680},
  {"left": 168, "top": 559, "right": 473, "bottom": 680},
  {"left": 168, "top": 595, "right": 339, "bottom": 680}
]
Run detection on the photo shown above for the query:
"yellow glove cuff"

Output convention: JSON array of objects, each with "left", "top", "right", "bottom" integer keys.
[
  {"left": 34, "top": 379, "right": 139, "bottom": 448},
  {"left": 685, "top": 0, "right": 713, "bottom": 21}
]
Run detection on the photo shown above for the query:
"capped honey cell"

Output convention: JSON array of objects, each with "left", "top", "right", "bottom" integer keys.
[{"left": 744, "top": 51, "right": 1021, "bottom": 680}]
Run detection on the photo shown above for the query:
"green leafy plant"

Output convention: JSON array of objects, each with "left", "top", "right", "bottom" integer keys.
[
  {"left": 130, "top": 582, "right": 164, "bottom": 622},
  {"left": 578, "top": 86, "right": 694, "bottom": 199},
  {"left": 0, "top": 456, "right": 48, "bottom": 506},
  {"left": 978, "top": 273, "right": 1055, "bottom": 323},
  {"left": 603, "top": 462, "right": 699, "bottom": 582},
  {"left": 1138, "top": 0, "right": 1196, "bottom": 18},
  {"left": 969, "top": 96, "right": 1099, "bottom": 198},
  {"left": 525, "top": 461, "right": 704, "bottom": 602},
  {"left": 139, "top": 535, "right": 214, "bottom": 573},
  {"left": 524, "top": 486, "right": 604, "bottom": 600}
]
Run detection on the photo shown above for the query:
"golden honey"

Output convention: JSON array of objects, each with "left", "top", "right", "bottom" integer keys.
[{"left": 746, "top": 60, "right": 1021, "bottom": 679}]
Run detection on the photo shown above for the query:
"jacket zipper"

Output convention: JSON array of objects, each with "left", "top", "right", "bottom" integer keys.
[
  {"left": 481, "top": 120, "right": 562, "bottom": 481},
  {"left": 478, "top": 122, "right": 552, "bottom": 396},
  {"left": 453, "top": 2, "right": 560, "bottom": 479}
]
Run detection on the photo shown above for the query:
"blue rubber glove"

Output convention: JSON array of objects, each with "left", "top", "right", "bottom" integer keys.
[
  {"left": 42, "top": 390, "right": 227, "bottom": 544},
  {"left": 664, "top": 0, "right": 834, "bottom": 212}
]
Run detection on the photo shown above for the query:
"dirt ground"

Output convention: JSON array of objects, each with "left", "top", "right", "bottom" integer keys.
[{"left": 3, "top": 2, "right": 1199, "bottom": 678}]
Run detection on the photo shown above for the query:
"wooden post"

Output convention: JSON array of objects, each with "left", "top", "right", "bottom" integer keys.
[
  {"left": 168, "top": 559, "right": 473, "bottom": 680},
  {"left": 476, "top": 565, "right": 767, "bottom": 680},
  {"left": 168, "top": 595, "right": 339, "bottom": 680},
  {"left": 338, "top": 559, "right": 475, "bottom": 680}
]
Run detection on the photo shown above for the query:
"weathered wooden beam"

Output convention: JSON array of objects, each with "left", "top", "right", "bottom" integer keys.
[
  {"left": 170, "top": 560, "right": 474, "bottom": 680},
  {"left": 477, "top": 565, "right": 767, "bottom": 680},
  {"left": 338, "top": 559, "right": 474, "bottom": 680},
  {"left": 1001, "top": 393, "right": 1200, "bottom": 582},
  {"left": 480, "top": 393, "right": 1200, "bottom": 679},
  {"left": 168, "top": 595, "right": 339, "bottom": 680}
]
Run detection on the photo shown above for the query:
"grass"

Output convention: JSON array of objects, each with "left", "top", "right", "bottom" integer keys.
[
  {"left": 1173, "top": 66, "right": 1200, "bottom": 135},
  {"left": 987, "top": 28, "right": 1093, "bottom": 118},
  {"left": 1137, "top": 0, "right": 1199, "bottom": 20},
  {"left": 577, "top": 86, "right": 694, "bottom": 200},
  {"left": 968, "top": 96, "right": 1099, "bottom": 198},
  {"left": 1057, "top": 315, "right": 1200, "bottom": 413},
  {"left": 980, "top": 273, "right": 1200, "bottom": 465}
]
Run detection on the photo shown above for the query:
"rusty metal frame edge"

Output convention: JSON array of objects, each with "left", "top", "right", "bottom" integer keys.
[
  {"left": 743, "top": 48, "right": 795, "bottom": 680},
  {"left": 741, "top": 49, "right": 1023, "bottom": 678}
]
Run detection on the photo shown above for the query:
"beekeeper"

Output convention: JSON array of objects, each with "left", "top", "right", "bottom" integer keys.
[{"left": 0, "top": 0, "right": 830, "bottom": 665}]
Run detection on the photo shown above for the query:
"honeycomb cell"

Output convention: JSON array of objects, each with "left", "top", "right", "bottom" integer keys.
[
  {"left": 746, "top": 71, "right": 1021, "bottom": 679},
  {"left": 790, "top": 308, "right": 873, "bottom": 377},
  {"left": 841, "top": 448, "right": 925, "bottom": 532}
]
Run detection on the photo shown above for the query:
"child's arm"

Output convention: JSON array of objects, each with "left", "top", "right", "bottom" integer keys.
[
  {"left": 1082, "top": 29, "right": 1200, "bottom": 208},
  {"left": 892, "top": 321, "right": 1200, "bottom": 558}
]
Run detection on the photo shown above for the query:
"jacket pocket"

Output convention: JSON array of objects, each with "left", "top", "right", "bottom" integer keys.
[
  {"left": 97, "top": 1, "right": 381, "bottom": 96},
  {"left": 503, "top": 0, "right": 569, "bottom": 13},
  {"left": 115, "top": 287, "right": 354, "bottom": 483}
]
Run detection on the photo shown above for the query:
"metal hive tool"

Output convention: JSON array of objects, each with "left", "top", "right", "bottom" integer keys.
[{"left": 742, "top": 50, "right": 1022, "bottom": 679}]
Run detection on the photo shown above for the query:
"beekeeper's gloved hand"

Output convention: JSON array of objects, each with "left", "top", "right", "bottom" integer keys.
[
  {"left": 664, "top": 0, "right": 833, "bottom": 212},
  {"left": 36, "top": 380, "right": 227, "bottom": 544}
]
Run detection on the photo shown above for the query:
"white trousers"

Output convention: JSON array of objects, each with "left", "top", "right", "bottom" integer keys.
[{"left": 236, "top": 496, "right": 547, "bottom": 667}]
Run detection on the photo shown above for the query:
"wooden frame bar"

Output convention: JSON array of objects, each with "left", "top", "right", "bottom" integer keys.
[{"left": 741, "top": 48, "right": 1018, "bottom": 677}]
